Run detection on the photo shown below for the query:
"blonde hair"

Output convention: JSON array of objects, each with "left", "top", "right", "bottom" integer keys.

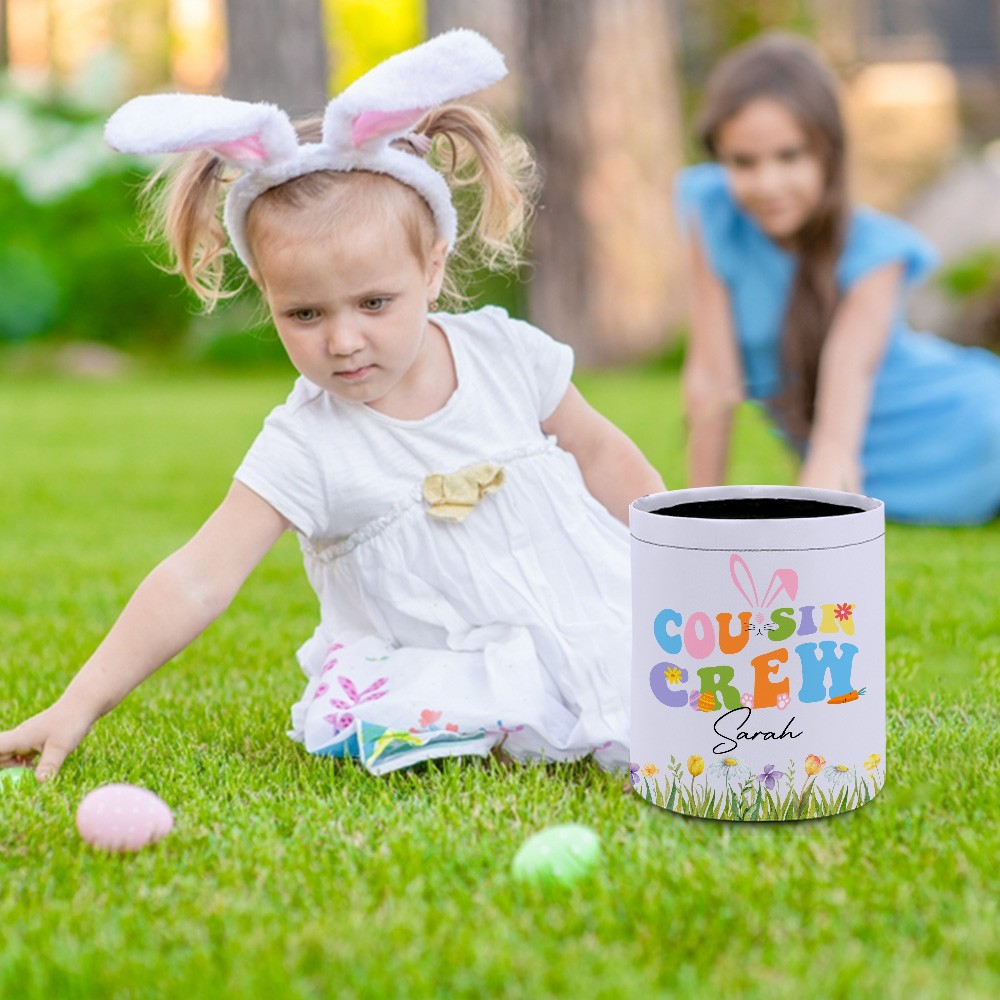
[{"left": 142, "top": 102, "right": 538, "bottom": 311}]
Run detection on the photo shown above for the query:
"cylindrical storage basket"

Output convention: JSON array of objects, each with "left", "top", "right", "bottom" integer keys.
[{"left": 630, "top": 485, "right": 885, "bottom": 821}]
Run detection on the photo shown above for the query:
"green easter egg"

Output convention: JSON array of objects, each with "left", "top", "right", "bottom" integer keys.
[
  {"left": 0, "top": 767, "right": 31, "bottom": 787},
  {"left": 511, "top": 823, "right": 601, "bottom": 885}
]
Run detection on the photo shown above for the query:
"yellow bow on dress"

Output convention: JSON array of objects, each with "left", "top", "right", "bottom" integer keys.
[{"left": 422, "top": 463, "right": 505, "bottom": 523}]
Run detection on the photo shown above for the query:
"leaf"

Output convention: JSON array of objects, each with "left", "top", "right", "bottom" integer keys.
[
  {"left": 797, "top": 778, "right": 817, "bottom": 819},
  {"left": 338, "top": 676, "right": 359, "bottom": 702},
  {"left": 816, "top": 787, "right": 831, "bottom": 816},
  {"left": 700, "top": 789, "right": 714, "bottom": 818},
  {"left": 359, "top": 677, "right": 389, "bottom": 698},
  {"left": 644, "top": 778, "right": 653, "bottom": 802},
  {"left": 729, "top": 789, "right": 741, "bottom": 821},
  {"left": 654, "top": 781, "right": 664, "bottom": 808},
  {"left": 666, "top": 781, "right": 677, "bottom": 811},
  {"left": 862, "top": 780, "right": 872, "bottom": 804},
  {"left": 749, "top": 786, "right": 763, "bottom": 821}
]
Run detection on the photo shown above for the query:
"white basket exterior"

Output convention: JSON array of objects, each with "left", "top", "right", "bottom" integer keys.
[{"left": 630, "top": 485, "right": 886, "bottom": 820}]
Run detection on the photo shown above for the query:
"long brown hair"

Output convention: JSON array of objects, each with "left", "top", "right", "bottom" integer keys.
[{"left": 697, "top": 32, "right": 849, "bottom": 447}]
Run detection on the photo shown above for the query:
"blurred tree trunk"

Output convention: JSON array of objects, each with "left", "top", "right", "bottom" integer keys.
[
  {"left": 111, "top": 0, "right": 171, "bottom": 92},
  {"left": 223, "top": 0, "right": 329, "bottom": 117},
  {"left": 0, "top": 0, "right": 8, "bottom": 71},
  {"left": 520, "top": 0, "right": 684, "bottom": 365},
  {"left": 424, "top": 0, "right": 521, "bottom": 117}
]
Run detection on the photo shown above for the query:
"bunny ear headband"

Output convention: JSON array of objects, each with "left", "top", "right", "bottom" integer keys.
[{"left": 104, "top": 29, "right": 506, "bottom": 267}]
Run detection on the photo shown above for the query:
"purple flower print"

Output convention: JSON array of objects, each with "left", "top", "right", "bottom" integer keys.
[
  {"left": 322, "top": 675, "right": 389, "bottom": 734},
  {"left": 756, "top": 764, "right": 786, "bottom": 791},
  {"left": 630, "top": 762, "right": 641, "bottom": 788}
]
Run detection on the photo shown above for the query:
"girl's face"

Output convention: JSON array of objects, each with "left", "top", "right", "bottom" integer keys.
[
  {"left": 251, "top": 205, "right": 447, "bottom": 414},
  {"left": 714, "top": 97, "right": 825, "bottom": 245}
]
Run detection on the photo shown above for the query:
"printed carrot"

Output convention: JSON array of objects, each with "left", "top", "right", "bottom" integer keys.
[{"left": 828, "top": 687, "right": 867, "bottom": 705}]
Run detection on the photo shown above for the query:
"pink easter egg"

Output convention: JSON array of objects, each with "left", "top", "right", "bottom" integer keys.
[{"left": 76, "top": 783, "right": 174, "bottom": 853}]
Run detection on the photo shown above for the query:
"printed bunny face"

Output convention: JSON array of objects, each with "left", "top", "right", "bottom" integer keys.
[{"left": 104, "top": 29, "right": 507, "bottom": 266}]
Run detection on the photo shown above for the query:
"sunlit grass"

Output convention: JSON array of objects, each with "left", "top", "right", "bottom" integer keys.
[{"left": 1, "top": 368, "right": 997, "bottom": 999}]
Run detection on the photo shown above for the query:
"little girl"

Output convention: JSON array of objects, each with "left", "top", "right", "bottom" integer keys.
[
  {"left": 0, "top": 32, "right": 662, "bottom": 779},
  {"left": 679, "top": 32, "right": 1000, "bottom": 524}
]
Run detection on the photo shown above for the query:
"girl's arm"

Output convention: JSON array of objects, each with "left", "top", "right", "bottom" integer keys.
[
  {"left": 0, "top": 481, "right": 289, "bottom": 780},
  {"left": 681, "top": 228, "right": 745, "bottom": 487},
  {"left": 799, "top": 262, "right": 903, "bottom": 492},
  {"left": 541, "top": 385, "right": 665, "bottom": 524}
]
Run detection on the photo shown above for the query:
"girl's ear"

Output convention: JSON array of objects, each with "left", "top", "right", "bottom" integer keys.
[{"left": 425, "top": 237, "right": 448, "bottom": 300}]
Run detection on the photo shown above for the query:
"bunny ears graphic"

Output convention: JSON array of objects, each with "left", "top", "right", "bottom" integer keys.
[{"left": 104, "top": 29, "right": 507, "bottom": 266}]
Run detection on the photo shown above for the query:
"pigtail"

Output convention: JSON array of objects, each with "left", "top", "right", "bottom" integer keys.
[
  {"left": 140, "top": 151, "right": 241, "bottom": 311},
  {"left": 415, "top": 103, "right": 539, "bottom": 291}
]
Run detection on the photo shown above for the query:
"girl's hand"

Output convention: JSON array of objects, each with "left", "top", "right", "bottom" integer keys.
[
  {"left": 0, "top": 700, "right": 98, "bottom": 782},
  {"left": 798, "top": 450, "right": 862, "bottom": 494}
]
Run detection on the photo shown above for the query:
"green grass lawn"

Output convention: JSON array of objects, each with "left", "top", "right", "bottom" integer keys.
[{"left": 1, "top": 367, "right": 997, "bottom": 999}]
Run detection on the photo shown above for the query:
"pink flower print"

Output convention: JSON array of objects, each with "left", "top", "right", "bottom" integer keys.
[
  {"left": 321, "top": 658, "right": 339, "bottom": 675},
  {"left": 323, "top": 711, "right": 355, "bottom": 733},
  {"left": 776, "top": 692, "right": 791, "bottom": 710},
  {"left": 312, "top": 683, "right": 330, "bottom": 702},
  {"left": 834, "top": 603, "right": 853, "bottom": 622},
  {"left": 418, "top": 709, "right": 442, "bottom": 729},
  {"left": 740, "top": 692, "right": 754, "bottom": 709},
  {"left": 495, "top": 720, "right": 525, "bottom": 735},
  {"left": 326, "top": 642, "right": 345, "bottom": 655},
  {"left": 324, "top": 675, "right": 389, "bottom": 735},
  {"left": 445, "top": 723, "right": 459, "bottom": 732}
]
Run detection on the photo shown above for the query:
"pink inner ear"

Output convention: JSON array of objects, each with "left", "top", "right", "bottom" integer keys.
[
  {"left": 211, "top": 134, "right": 269, "bottom": 162},
  {"left": 352, "top": 107, "right": 430, "bottom": 148}
]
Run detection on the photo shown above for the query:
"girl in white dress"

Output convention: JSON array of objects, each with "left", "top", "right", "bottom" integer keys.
[{"left": 0, "top": 32, "right": 663, "bottom": 778}]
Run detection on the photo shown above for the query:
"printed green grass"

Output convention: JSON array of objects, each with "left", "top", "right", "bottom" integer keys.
[{"left": 1, "top": 368, "right": 998, "bottom": 1000}]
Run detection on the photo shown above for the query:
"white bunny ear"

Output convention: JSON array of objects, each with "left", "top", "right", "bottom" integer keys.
[
  {"left": 104, "top": 94, "right": 300, "bottom": 169},
  {"left": 324, "top": 29, "right": 506, "bottom": 151}
]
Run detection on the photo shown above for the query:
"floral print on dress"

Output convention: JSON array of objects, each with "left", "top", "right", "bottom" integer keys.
[{"left": 322, "top": 675, "right": 389, "bottom": 735}]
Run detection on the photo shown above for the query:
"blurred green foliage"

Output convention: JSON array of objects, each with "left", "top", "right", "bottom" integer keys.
[
  {"left": 936, "top": 246, "right": 1000, "bottom": 299},
  {"left": 0, "top": 87, "right": 198, "bottom": 353}
]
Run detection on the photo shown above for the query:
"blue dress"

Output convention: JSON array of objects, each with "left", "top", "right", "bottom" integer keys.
[{"left": 677, "top": 162, "right": 1000, "bottom": 525}]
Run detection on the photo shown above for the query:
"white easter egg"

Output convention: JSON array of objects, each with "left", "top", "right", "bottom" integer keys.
[{"left": 76, "top": 783, "right": 174, "bottom": 853}]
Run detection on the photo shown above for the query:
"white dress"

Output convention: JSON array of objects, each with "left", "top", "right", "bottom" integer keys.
[{"left": 235, "top": 306, "right": 631, "bottom": 774}]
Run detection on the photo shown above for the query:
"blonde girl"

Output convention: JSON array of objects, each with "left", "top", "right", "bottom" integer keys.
[{"left": 0, "top": 32, "right": 663, "bottom": 779}]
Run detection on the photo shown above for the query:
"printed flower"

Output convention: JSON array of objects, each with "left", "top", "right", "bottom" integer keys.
[
  {"left": 740, "top": 692, "right": 754, "bottom": 709},
  {"left": 687, "top": 755, "right": 705, "bottom": 777},
  {"left": 630, "top": 762, "right": 641, "bottom": 788},
  {"left": 664, "top": 666, "right": 683, "bottom": 685},
  {"left": 863, "top": 753, "right": 881, "bottom": 771},
  {"left": 641, "top": 763, "right": 660, "bottom": 778},
  {"left": 323, "top": 711, "right": 355, "bottom": 733},
  {"left": 804, "top": 754, "right": 826, "bottom": 776},
  {"left": 311, "top": 683, "right": 330, "bottom": 702},
  {"left": 709, "top": 757, "right": 751, "bottom": 784},
  {"left": 823, "top": 764, "right": 852, "bottom": 787},
  {"left": 776, "top": 692, "right": 791, "bottom": 710},
  {"left": 418, "top": 709, "right": 442, "bottom": 729},
  {"left": 834, "top": 603, "right": 853, "bottom": 622},
  {"left": 756, "top": 763, "right": 785, "bottom": 791}
]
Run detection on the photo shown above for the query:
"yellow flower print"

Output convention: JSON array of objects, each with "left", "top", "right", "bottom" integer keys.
[
  {"left": 804, "top": 754, "right": 826, "bottom": 776},
  {"left": 687, "top": 754, "right": 704, "bottom": 777},
  {"left": 664, "top": 666, "right": 683, "bottom": 685},
  {"left": 641, "top": 763, "right": 659, "bottom": 778},
  {"left": 863, "top": 753, "right": 881, "bottom": 771}
]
